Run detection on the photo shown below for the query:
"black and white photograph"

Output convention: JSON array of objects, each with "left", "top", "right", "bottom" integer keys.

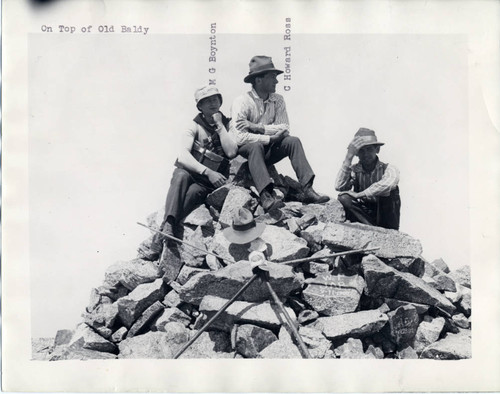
[{"left": 2, "top": 0, "right": 499, "bottom": 392}]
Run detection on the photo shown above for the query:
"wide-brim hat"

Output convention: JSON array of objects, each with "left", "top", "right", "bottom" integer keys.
[
  {"left": 243, "top": 55, "right": 284, "bottom": 83},
  {"left": 194, "top": 85, "right": 223, "bottom": 107},
  {"left": 355, "top": 128, "right": 384, "bottom": 148},
  {"left": 222, "top": 208, "right": 266, "bottom": 244}
]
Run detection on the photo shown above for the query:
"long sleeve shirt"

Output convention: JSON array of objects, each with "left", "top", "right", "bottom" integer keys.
[
  {"left": 335, "top": 158, "right": 400, "bottom": 201},
  {"left": 229, "top": 89, "right": 290, "bottom": 146}
]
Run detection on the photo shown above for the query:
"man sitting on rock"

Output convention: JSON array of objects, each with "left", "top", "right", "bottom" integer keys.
[
  {"left": 230, "top": 55, "right": 329, "bottom": 212},
  {"left": 140, "top": 85, "right": 238, "bottom": 261},
  {"left": 335, "top": 128, "right": 401, "bottom": 230}
]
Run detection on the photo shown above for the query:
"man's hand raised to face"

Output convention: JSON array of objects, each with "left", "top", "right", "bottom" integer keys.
[{"left": 347, "top": 136, "right": 366, "bottom": 157}]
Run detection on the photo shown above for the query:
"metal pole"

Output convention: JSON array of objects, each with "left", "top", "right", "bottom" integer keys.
[
  {"left": 280, "top": 247, "right": 380, "bottom": 266},
  {"left": 137, "top": 222, "right": 236, "bottom": 264},
  {"left": 173, "top": 274, "right": 259, "bottom": 359},
  {"left": 263, "top": 279, "right": 311, "bottom": 359}
]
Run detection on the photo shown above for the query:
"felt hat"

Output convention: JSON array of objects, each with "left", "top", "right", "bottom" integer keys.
[
  {"left": 244, "top": 56, "right": 283, "bottom": 83},
  {"left": 354, "top": 128, "right": 385, "bottom": 148},
  {"left": 222, "top": 208, "right": 266, "bottom": 245},
  {"left": 194, "top": 85, "right": 223, "bottom": 106}
]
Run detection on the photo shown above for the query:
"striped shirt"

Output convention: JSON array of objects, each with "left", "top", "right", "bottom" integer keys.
[
  {"left": 335, "top": 159, "right": 400, "bottom": 201},
  {"left": 229, "top": 89, "right": 290, "bottom": 146}
]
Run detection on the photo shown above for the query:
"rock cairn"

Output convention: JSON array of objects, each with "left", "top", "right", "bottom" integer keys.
[{"left": 35, "top": 158, "right": 472, "bottom": 360}]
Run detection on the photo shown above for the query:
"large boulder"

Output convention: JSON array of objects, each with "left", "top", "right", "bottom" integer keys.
[
  {"left": 322, "top": 222, "right": 422, "bottom": 259},
  {"left": 183, "top": 205, "right": 213, "bottom": 228},
  {"left": 334, "top": 338, "right": 368, "bottom": 359},
  {"left": 82, "top": 302, "right": 119, "bottom": 334},
  {"left": 104, "top": 259, "right": 160, "bottom": 291},
  {"left": 179, "top": 260, "right": 304, "bottom": 305},
  {"left": 127, "top": 301, "right": 166, "bottom": 338},
  {"left": 154, "top": 307, "right": 191, "bottom": 330},
  {"left": 117, "top": 279, "right": 166, "bottom": 328},
  {"left": 198, "top": 295, "right": 296, "bottom": 331},
  {"left": 118, "top": 328, "right": 186, "bottom": 359},
  {"left": 362, "top": 255, "right": 456, "bottom": 315},
  {"left": 302, "top": 274, "right": 365, "bottom": 316},
  {"left": 318, "top": 309, "right": 389, "bottom": 340},
  {"left": 49, "top": 346, "right": 117, "bottom": 361},
  {"left": 420, "top": 329, "right": 471, "bottom": 360},
  {"left": 179, "top": 331, "right": 232, "bottom": 359},
  {"left": 210, "top": 224, "right": 309, "bottom": 264}
]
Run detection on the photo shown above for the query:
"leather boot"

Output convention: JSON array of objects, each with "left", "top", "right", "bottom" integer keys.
[
  {"left": 303, "top": 186, "right": 330, "bottom": 204},
  {"left": 260, "top": 189, "right": 285, "bottom": 212}
]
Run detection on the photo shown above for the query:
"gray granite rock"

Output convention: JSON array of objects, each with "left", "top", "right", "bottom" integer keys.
[
  {"left": 303, "top": 274, "right": 365, "bottom": 316},
  {"left": 420, "top": 329, "right": 471, "bottom": 360},
  {"left": 259, "top": 339, "right": 302, "bottom": 359},
  {"left": 160, "top": 244, "right": 184, "bottom": 283},
  {"left": 365, "top": 344, "right": 385, "bottom": 359},
  {"left": 384, "top": 298, "right": 430, "bottom": 315},
  {"left": 452, "top": 313, "right": 470, "bottom": 329},
  {"left": 183, "top": 205, "right": 213, "bottom": 227},
  {"left": 396, "top": 346, "right": 419, "bottom": 359},
  {"left": 117, "top": 279, "right": 166, "bottom": 328},
  {"left": 234, "top": 324, "right": 278, "bottom": 358},
  {"left": 154, "top": 307, "right": 191, "bottom": 330},
  {"left": 431, "top": 258, "right": 450, "bottom": 274},
  {"left": 199, "top": 295, "right": 296, "bottom": 331},
  {"left": 163, "top": 289, "right": 182, "bottom": 308},
  {"left": 54, "top": 329, "right": 73, "bottom": 347},
  {"left": 104, "top": 258, "right": 160, "bottom": 291},
  {"left": 362, "top": 255, "right": 456, "bottom": 315},
  {"left": 110, "top": 327, "right": 128, "bottom": 343},
  {"left": 298, "top": 310, "right": 319, "bottom": 325},
  {"left": 179, "top": 331, "right": 233, "bottom": 359},
  {"left": 414, "top": 316, "right": 446, "bottom": 353},
  {"left": 119, "top": 322, "right": 194, "bottom": 359},
  {"left": 459, "top": 286, "right": 471, "bottom": 317},
  {"left": 218, "top": 187, "right": 256, "bottom": 228},
  {"left": 334, "top": 338, "right": 367, "bottom": 359},
  {"left": 298, "top": 326, "right": 332, "bottom": 359},
  {"left": 386, "top": 257, "right": 425, "bottom": 278},
  {"left": 449, "top": 265, "right": 471, "bottom": 289},
  {"left": 179, "top": 260, "right": 304, "bottom": 305},
  {"left": 127, "top": 301, "right": 165, "bottom": 338},
  {"left": 179, "top": 227, "right": 208, "bottom": 268},
  {"left": 206, "top": 185, "right": 232, "bottom": 211},
  {"left": 176, "top": 266, "right": 207, "bottom": 285},
  {"left": 300, "top": 222, "right": 326, "bottom": 248},
  {"left": 386, "top": 305, "right": 419, "bottom": 347},
  {"left": 318, "top": 309, "right": 389, "bottom": 340},
  {"left": 49, "top": 346, "right": 117, "bottom": 361},
  {"left": 206, "top": 254, "right": 223, "bottom": 271},
  {"left": 323, "top": 222, "right": 423, "bottom": 259},
  {"left": 82, "top": 302, "right": 119, "bottom": 332},
  {"left": 68, "top": 323, "right": 117, "bottom": 354},
  {"left": 210, "top": 224, "right": 309, "bottom": 264}
]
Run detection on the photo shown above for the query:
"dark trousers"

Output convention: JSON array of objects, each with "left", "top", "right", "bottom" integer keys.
[
  {"left": 160, "top": 168, "right": 212, "bottom": 230},
  {"left": 338, "top": 188, "right": 401, "bottom": 230},
  {"left": 237, "top": 136, "right": 315, "bottom": 194}
]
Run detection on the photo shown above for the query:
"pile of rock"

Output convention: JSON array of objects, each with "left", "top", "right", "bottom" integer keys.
[{"left": 35, "top": 160, "right": 472, "bottom": 360}]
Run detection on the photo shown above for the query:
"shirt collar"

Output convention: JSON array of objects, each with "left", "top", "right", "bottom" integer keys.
[{"left": 250, "top": 88, "right": 277, "bottom": 103}]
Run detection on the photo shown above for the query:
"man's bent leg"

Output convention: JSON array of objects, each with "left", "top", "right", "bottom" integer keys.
[
  {"left": 377, "top": 191, "right": 401, "bottom": 230},
  {"left": 181, "top": 182, "right": 211, "bottom": 220},
  {"left": 267, "top": 136, "right": 315, "bottom": 188},
  {"left": 238, "top": 142, "right": 273, "bottom": 194},
  {"left": 338, "top": 193, "right": 376, "bottom": 226}
]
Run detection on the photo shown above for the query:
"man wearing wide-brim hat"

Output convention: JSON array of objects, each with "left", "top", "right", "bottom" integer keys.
[
  {"left": 139, "top": 85, "right": 238, "bottom": 261},
  {"left": 335, "top": 128, "right": 401, "bottom": 230},
  {"left": 230, "top": 55, "right": 330, "bottom": 212}
]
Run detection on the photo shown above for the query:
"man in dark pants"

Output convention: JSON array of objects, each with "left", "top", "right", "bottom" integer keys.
[
  {"left": 335, "top": 128, "right": 401, "bottom": 230},
  {"left": 139, "top": 85, "right": 238, "bottom": 260},
  {"left": 230, "top": 55, "right": 329, "bottom": 211}
]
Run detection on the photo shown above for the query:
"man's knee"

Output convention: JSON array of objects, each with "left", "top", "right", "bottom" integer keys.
[
  {"left": 170, "top": 168, "right": 191, "bottom": 186},
  {"left": 338, "top": 193, "right": 354, "bottom": 207},
  {"left": 283, "top": 135, "right": 301, "bottom": 146},
  {"left": 241, "top": 142, "right": 265, "bottom": 158}
]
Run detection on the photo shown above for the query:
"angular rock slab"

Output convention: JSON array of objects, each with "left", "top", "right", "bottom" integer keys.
[
  {"left": 117, "top": 279, "right": 166, "bottom": 328},
  {"left": 206, "top": 185, "right": 232, "bottom": 211},
  {"left": 199, "top": 295, "right": 297, "bottom": 331},
  {"left": 318, "top": 309, "right": 389, "bottom": 340},
  {"left": 234, "top": 324, "right": 278, "bottom": 358},
  {"left": 183, "top": 205, "right": 213, "bottom": 227},
  {"left": 104, "top": 258, "right": 160, "bottom": 291},
  {"left": 179, "top": 260, "right": 304, "bottom": 305},
  {"left": 127, "top": 301, "right": 165, "bottom": 338},
  {"left": 334, "top": 338, "right": 368, "bottom": 359},
  {"left": 420, "top": 329, "right": 471, "bottom": 360},
  {"left": 49, "top": 346, "right": 118, "bottom": 361},
  {"left": 322, "top": 222, "right": 423, "bottom": 259},
  {"left": 82, "top": 302, "right": 119, "bottom": 332},
  {"left": 154, "top": 307, "right": 191, "bottom": 330},
  {"left": 303, "top": 274, "right": 365, "bottom": 316},
  {"left": 210, "top": 224, "right": 309, "bottom": 264},
  {"left": 68, "top": 324, "right": 117, "bottom": 354},
  {"left": 362, "top": 255, "right": 456, "bottom": 315},
  {"left": 298, "top": 326, "right": 332, "bottom": 359},
  {"left": 260, "top": 339, "right": 302, "bottom": 359}
]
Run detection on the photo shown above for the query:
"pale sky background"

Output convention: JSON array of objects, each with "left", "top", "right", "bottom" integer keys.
[{"left": 29, "top": 33, "right": 469, "bottom": 338}]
